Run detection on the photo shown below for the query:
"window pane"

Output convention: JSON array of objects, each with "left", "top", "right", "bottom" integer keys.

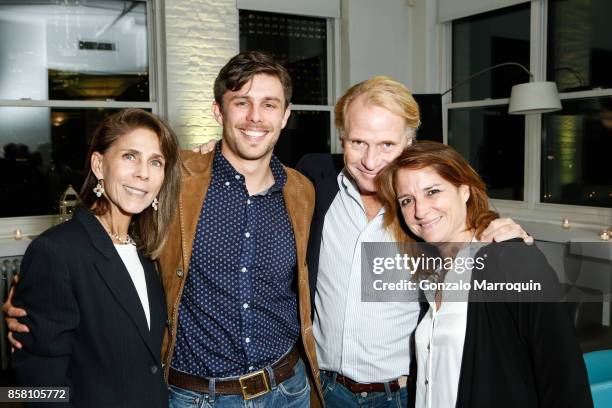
[
  {"left": 274, "top": 110, "right": 330, "bottom": 167},
  {"left": 541, "top": 97, "right": 612, "bottom": 207},
  {"left": 451, "top": 3, "right": 530, "bottom": 102},
  {"left": 548, "top": 0, "right": 612, "bottom": 92},
  {"left": 0, "top": 107, "right": 125, "bottom": 217},
  {"left": 448, "top": 106, "right": 524, "bottom": 200},
  {"left": 239, "top": 10, "right": 328, "bottom": 105},
  {"left": 0, "top": 0, "right": 149, "bottom": 102}
]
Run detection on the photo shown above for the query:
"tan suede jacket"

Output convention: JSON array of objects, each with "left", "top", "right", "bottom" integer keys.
[{"left": 158, "top": 150, "right": 324, "bottom": 407}]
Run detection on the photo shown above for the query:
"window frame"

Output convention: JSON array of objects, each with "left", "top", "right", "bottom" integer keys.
[
  {"left": 236, "top": 7, "right": 342, "bottom": 154},
  {"left": 442, "top": 0, "right": 612, "bottom": 231},
  {"left": 0, "top": 0, "right": 166, "bottom": 239}
]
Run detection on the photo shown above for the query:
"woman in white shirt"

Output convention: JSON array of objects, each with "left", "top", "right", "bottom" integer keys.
[
  {"left": 376, "top": 141, "right": 592, "bottom": 408},
  {"left": 10, "top": 109, "right": 181, "bottom": 407}
]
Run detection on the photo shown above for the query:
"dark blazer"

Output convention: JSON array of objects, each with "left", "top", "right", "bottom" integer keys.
[
  {"left": 296, "top": 153, "right": 344, "bottom": 303},
  {"left": 449, "top": 239, "right": 593, "bottom": 408},
  {"left": 12, "top": 207, "right": 168, "bottom": 408}
]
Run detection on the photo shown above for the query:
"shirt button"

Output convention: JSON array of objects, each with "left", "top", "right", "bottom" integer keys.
[
  {"left": 235, "top": 174, "right": 241, "bottom": 180},
  {"left": 245, "top": 337, "right": 251, "bottom": 343},
  {"left": 241, "top": 267, "right": 247, "bottom": 273},
  {"left": 248, "top": 366, "right": 255, "bottom": 371},
  {"left": 243, "top": 303, "right": 249, "bottom": 309},
  {"left": 225, "top": 181, "right": 230, "bottom": 186},
  {"left": 245, "top": 232, "right": 251, "bottom": 238},
  {"left": 360, "top": 392, "right": 368, "bottom": 397},
  {"left": 176, "top": 268, "right": 184, "bottom": 278},
  {"left": 427, "top": 344, "right": 430, "bottom": 350},
  {"left": 246, "top": 199, "right": 251, "bottom": 205},
  {"left": 425, "top": 379, "right": 429, "bottom": 385}
]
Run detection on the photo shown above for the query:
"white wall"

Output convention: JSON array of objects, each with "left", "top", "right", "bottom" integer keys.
[
  {"left": 163, "top": 0, "right": 434, "bottom": 146},
  {"left": 164, "top": 0, "right": 237, "bottom": 147},
  {"left": 339, "top": 0, "right": 442, "bottom": 94},
  {"left": 411, "top": 0, "right": 443, "bottom": 94},
  {"left": 340, "top": 0, "right": 414, "bottom": 91}
]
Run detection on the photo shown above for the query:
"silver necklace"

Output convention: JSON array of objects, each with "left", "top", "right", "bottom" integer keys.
[
  {"left": 107, "top": 231, "right": 136, "bottom": 246},
  {"left": 95, "top": 215, "right": 136, "bottom": 245}
]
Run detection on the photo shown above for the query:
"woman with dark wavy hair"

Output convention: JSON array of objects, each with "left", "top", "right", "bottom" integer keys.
[
  {"left": 10, "top": 109, "right": 181, "bottom": 407},
  {"left": 377, "top": 141, "right": 592, "bottom": 408}
]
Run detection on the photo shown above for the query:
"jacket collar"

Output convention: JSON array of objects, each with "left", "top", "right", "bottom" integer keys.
[
  {"left": 73, "top": 206, "right": 118, "bottom": 260},
  {"left": 73, "top": 206, "right": 161, "bottom": 361},
  {"left": 210, "top": 141, "right": 287, "bottom": 193}
]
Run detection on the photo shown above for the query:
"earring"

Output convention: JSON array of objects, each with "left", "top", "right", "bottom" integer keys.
[
  {"left": 152, "top": 197, "right": 159, "bottom": 211},
  {"left": 93, "top": 179, "right": 104, "bottom": 198}
]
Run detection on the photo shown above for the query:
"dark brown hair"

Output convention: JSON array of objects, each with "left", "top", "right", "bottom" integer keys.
[
  {"left": 80, "top": 109, "right": 181, "bottom": 258},
  {"left": 376, "top": 141, "right": 499, "bottom": 242},
  {"left": 214, "top": 51, "right": 292, "bottom": 107}
]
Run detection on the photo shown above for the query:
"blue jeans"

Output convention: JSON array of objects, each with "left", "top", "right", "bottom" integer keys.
[
  {"left": 168, "top": 359, "right": 310, "bottom": 408},
  {"left": 321, "top": 371, "right": 408, "bottom": 408}
]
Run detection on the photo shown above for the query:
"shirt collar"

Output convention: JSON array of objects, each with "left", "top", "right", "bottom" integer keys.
[
  {"left": 212, "top": 141, "right": 287, "bottom": 194},
  {"left": 338, "top": 168, "right": 386, "bottom": 216},
  {"left": 267, "top": 152, "right": 287, "bottom": 193},
  {"left": 338, "top": 169, "right": 361, "bottom": 201}
]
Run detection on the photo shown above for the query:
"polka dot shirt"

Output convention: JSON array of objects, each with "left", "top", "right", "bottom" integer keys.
[{"left": 171, "top": 143, "right": 299, "bottom": 378}]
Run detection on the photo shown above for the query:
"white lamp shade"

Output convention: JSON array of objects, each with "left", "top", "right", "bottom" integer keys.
[{"left": 508, "top": 81, "right": 562, "bottom": 114}]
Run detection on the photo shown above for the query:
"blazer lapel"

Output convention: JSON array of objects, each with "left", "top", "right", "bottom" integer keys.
[
  {"left": 94, "top": 255, "right": 160, "bottom": 361},
  {"left": 74, "top": 208, "right": 160, "bottom": 361},
  {"left": 141, "top": 254, "right": 165, "bottom": 360}
]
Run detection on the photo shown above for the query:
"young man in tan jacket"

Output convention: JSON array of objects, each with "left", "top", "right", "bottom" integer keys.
[
  {"left": 158, "top": 51, "right": 324, "bottom": 407},
  {"left": 5, "top": 51, "right": 324, "bottom": 408}
]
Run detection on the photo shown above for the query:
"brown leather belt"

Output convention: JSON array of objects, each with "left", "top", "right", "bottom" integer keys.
[
  {"left": 168, "top": 347, "right": 299, "bottom": 400},
  {"left": 331, "top": 372, "right": 402, "bottom": 393}
]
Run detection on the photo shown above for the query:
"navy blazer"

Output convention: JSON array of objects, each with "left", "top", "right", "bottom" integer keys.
[
  {"left": 296, "top": 153, "right": 344, "bottom": 304},
  {"left": 12, "top": 207, "right": 168, "bottom": 408}
]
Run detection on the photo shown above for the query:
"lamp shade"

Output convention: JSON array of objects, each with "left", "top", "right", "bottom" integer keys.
[{"left": 508, "top": 81, "right": 562, "bottom": 114}]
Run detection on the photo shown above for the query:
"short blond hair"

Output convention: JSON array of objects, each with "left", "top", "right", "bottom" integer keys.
[{"left": 335, "top": 76, "right": 420, "bottom": 139}]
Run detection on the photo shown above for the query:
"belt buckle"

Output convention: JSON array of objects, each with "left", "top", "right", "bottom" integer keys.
[{"left": 239, "top": 369, "right": 270, "bottom": 400}]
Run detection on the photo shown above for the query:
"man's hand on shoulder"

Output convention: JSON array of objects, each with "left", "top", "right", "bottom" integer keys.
[
  {"left": 1, "top": 275, "right": 29, "bottom": 351},
  {"left": 191, "top": 139, "right": 218, "bottom": 154},
  {"left": 480, "top": 218, "right": 534, "bottom": 245}
]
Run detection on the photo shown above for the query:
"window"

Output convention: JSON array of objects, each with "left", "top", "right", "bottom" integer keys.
[
  {"left": 238, "top": 9, "right": 335, "bottom": 167},
  {"left": 543, "top": 0, "right": 612, "bottom": 208},
  {"left": 547, "top": 0, "right": 612, "bottom": 93},
  {"left": 444, "top": 0, "right": 612, "bottom": 227},
  {"left": 448, "top": 106, "right": 525, "bottom": 200},
  {"left": 447, "top": 3, "right": 530, "bottom": 200},
  {"left": 451, "top": 5, "right": 531, "bottom": 102},
  {"left": 0, "top": 0, "right": 160, "bottom": 220},
  {"left": 0, "top": 107, "right": 125, "bottom": 217}
]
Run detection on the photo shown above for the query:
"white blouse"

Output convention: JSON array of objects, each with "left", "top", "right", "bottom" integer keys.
[
  {"left": 114, "top": 244, "right": 151, "bottom": 329},
  {"left": 414, "top": 242, "right": 483, "bottom": 408}
]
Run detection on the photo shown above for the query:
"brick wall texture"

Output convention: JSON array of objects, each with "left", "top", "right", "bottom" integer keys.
[{"left": 165, "top": 0, "right": 237, "bottom": 146}]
